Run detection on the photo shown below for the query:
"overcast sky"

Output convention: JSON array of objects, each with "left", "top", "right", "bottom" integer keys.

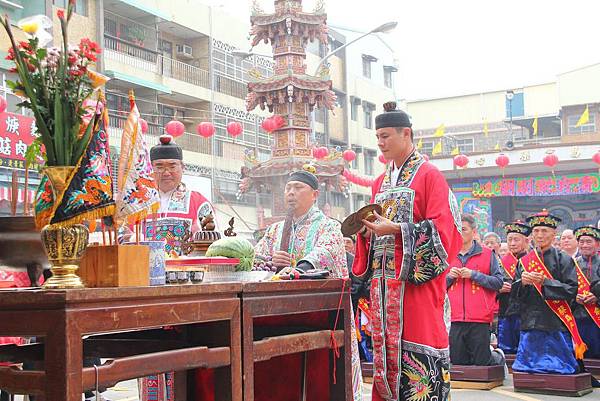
[{"left": 206, "top": 0, "right": 600, "bottom": 100}]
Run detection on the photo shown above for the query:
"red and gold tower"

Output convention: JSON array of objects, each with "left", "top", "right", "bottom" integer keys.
[{"left": 242, "top": 0, "right": 345, "bottom": 221}]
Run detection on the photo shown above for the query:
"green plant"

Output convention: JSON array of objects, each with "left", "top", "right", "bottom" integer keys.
[{"left": 0, "top": 1, "right": 103, "bottom": 167}]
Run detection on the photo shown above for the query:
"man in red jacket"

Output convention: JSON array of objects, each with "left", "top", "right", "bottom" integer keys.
[
  {"left": 447, "top": 213, "right": 504, "bottom": 365},
  {"left": 355, "top": 101, "right": 462, "bottom": 401}
]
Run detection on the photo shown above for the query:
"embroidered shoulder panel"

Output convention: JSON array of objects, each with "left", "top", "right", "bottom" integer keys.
[{"left": 449, "top": 190, "right": 462, "bottom": 234}]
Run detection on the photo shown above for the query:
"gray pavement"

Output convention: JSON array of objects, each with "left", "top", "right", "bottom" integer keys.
[{"left": 11, "top": 375, "right": 598, "bottom": 400}]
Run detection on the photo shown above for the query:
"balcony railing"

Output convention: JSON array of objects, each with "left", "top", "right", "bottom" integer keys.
[
  {"left": 159, "top": 56, "right": 210, "bottom": 89},
  {"left": 107, "top": 112, "right": 211, "bottom": 155},
  {"left": 104, "top": 35, "right": 159, "bottom": 69},
  {"left": 104, "top": 35, "right": 211, "bottom": 91},
  {"left": 214, "top": 74, "right": 247, "bottom": 99}
]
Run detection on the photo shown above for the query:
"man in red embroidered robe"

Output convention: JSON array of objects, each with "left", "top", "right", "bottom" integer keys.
[
  {"left": 146, "top": 136, "right": 215, "bottom": 256},
  {"left": 354, "top": 102, "right": 462, "bottom": 401}
]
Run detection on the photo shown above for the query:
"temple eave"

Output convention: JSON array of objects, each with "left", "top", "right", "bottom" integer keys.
[{"left": 246, "top": 157, "right": 345, "bottom": 179}]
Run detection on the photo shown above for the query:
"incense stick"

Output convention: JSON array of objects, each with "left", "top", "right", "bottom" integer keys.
[
  {"left": 10, "top": 170, "right": 17, "bottom": 216},
  {"left": 23, "top": 165, "right": 29, "bottom": 215}
]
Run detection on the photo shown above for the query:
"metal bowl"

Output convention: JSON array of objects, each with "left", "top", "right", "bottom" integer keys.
[{"left": 0, "top": 216, "right": 49, "bottom": 270}]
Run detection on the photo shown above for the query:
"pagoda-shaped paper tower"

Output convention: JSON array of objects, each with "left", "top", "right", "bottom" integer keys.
[{"left": 242, "top": 0, "right": 345, "bottom": 220}]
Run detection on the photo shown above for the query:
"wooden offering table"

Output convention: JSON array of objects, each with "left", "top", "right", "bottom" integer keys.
[
  {"left": 0, "top": 284, "right": 242, "bottom": 401},
  {"left": 240, "top": 280, "right": 352, "bottom": 401}
]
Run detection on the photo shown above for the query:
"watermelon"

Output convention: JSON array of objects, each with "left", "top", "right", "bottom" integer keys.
[{"left": 205, "top": 237, "right": 255, "bottom": 272}]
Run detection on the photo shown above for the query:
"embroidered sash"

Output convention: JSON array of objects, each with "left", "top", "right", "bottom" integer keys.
[
  {"left": 501, "top": 252, "right": 518, "bottom": 280},
  {"left": 520, "top": 249, "right": 587, "bottom": 359},
  {"left": 573, "top": 258, "right": 600, "bottom": 328}
]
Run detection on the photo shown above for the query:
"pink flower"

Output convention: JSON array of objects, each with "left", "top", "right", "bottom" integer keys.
[{"left": 57, "top": 9, "right": 65, "bottom": 19}]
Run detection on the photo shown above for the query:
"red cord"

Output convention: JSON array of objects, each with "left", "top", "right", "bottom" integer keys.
[{"left": 330, "top": 278, "right": 349, "bottom": 384}]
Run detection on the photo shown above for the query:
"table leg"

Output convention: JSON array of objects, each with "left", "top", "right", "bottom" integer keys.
[
  {"left": 44, "top": 315, "right": 82, "bottom": 401},
  {"left": 230, "top": 304, "right": 242, "bottom": 401},
  {"left": 242, "top": 307, "right": 254, "bottom": 401}
]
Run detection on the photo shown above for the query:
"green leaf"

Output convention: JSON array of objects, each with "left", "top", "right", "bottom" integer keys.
[
  {"left": 24, "top": 137, "right": 44, "bottom": 169},
  {"left": 71, "top": 117, "right": 95, "bottom": 165},
  {"left": 53, "top": 91, "right": 65, "bottom": 165}
]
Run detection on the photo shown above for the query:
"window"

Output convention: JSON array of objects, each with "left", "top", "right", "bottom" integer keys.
[
  {"left": 420, "top": 141, "right": 434, "bottom": 155},
  {"left": 353, "top": 194, "right": 369, "bottom": 212},
  {"left": 214, "top": 177, "right": 244, "bottom": 204},
  {"left": 362, "top": 58, "right": 371, "bottom": 79},
  {"left": 350, "top": 96, "right": 360, "bottom": 121},
  {"left": 315, "top": 108, "right": 326, "bottom": 124},
  {"left": 53, "top": 0, "right": 88, "bottom": 15},
  {"left": 331, "top": 192, "right": 348, "bottom": 209},
  {"left": 383, "top": 66, "right": 397, "bottom": 89},
  {"left": 364, "top": 149, "right": 376, "bottom": 175},
  {"left": 456, "top": 137, "right": 474, "bottom": 153},
  {"left": 351, "top": 146, "right": 361, "bottom": 169},
  {"left": 568, "top": 113, "right": 596, "bottom": 134},
  {"left": 363, "top": 102, "right": 375, "bottom": 130}
]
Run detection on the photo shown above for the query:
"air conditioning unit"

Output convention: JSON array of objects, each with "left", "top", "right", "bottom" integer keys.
[{"left": 176, "top": 44, "right": 193, "bottom": 59}]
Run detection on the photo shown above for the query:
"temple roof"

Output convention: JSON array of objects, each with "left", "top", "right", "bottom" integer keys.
[
  {"left": 248, "top": 73, "right": 331, "bottom": 93},
  {"left": 250, "top": 12, "right": 326, "bottom": 27},
  {"left": 245, "top": 156, "right": 344, "bottom": 179}
]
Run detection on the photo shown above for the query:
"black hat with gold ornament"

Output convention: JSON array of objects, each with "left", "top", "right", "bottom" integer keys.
[
  {"left": 574, "top": 225, "right": 600, "bottom": 242},
  {"left": 525, "top": 209, "right": 561, "bottom": 229},
  {"left": 504, "top": 220, "right": 532, "bottom": 237}
]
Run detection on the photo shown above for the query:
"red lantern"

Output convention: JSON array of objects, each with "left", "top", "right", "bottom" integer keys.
[
  {"left": 0, "top": 97, "right": 7, "bottom": 114},
  {"left": 378, "top": 154, "right": 387, "bottom": 164},
  {"left": 165, "top": 120, "right": 185, "bottom": 137},
  {"left": 342, "top": 149, "right": 356, "bottom": 162},
  {"left": 272, "top": 115, "right": 285, "bottom": 129},
  {"left": 261, "top": 117, "right": 276, "bottom": 133},
  {"left": 227, "top": 121, "right": 243, "bottom": 137},
  {"left": 197, "top": 122, "right": 215, "bottom": 138},
  {"left": 139, "top": 118, "right": 148, "bottom": 134},
  {"left": 543, "top": 153, "right": 559, "bottom": 169},
  {"left": 592, "top": 150, "right": 600, "bottom": 169},
  {"left": 312, "top": 147, "right": 329, "bottom": 160},
  {"left": 453, "top": 154, "right": 469, "bottom": 168},
  {"left": 495, "top": 154, "right": 509, "bottom": 168}
]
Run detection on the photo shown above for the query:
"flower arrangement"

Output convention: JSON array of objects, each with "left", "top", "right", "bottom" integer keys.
[{"left": 0, "top": 0, "right": 104, "bottom": 167}]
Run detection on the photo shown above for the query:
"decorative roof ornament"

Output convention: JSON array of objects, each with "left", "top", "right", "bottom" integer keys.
[
  {"left": 251, "top": 0, "right": 265, "bottom": 15},
  {"left": 313, "top": 0, "right": 326, "bottom": 14},
  {"left": 317, "top": 62, "right": 331, "bottom": 79}
]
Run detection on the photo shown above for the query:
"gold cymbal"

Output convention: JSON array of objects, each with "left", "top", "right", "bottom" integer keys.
[{"left": 341, "top": 204, "right": 382, "bottom": 237}]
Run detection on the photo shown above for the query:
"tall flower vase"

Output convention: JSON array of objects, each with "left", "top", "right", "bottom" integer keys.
[
  {"left": 40, "top": 166, "right": 88, "bottom": 289},
  {"left": 41, "top": 224, "right": 89, "bottom": 288}
]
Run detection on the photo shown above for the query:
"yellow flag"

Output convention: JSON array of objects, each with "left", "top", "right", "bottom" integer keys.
[
  {"left": 483, "top": 120, "right": 489, "bottom": 137},
  {"left": 433, "top": 124, "right": 445, "bottom": 137},
  {"left": 494, "top": 142, "right": 501, "bottom": 151},
  {"left": 451, "top": 146, "right": 459, "bottom": 155},
  {"left": 432, "top": 141, "right": 442, "bottom": 156},
  {"left": 575, "top": 105, "right": 589, "bottom": 127},
  {"left": 416, "top": 138, "right": 423, "bottom": 150},
  {"left": 532, "top": 116, "right": 538, "bottom": 136}
]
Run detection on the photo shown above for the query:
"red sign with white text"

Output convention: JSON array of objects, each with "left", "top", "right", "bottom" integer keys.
[{"left": 0, "top": 111, "right": 36, "bottom": 169}]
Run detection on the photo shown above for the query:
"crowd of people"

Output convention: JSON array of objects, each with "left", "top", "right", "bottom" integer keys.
[{"left": 347, "top": 208, "right": 600, "bottom": 390}]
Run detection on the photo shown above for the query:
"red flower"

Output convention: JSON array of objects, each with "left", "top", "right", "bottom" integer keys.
[
  {"left": 5, "top": 47, "right": 15, "bottom": 61},
  {"left": 57, "top": 9, "right": 65, "bottom": 19}
]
